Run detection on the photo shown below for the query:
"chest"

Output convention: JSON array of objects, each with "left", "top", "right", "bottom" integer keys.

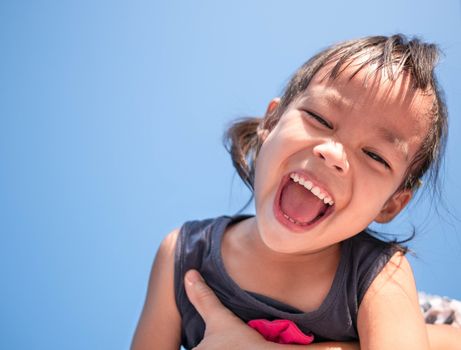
[{"left": 221, "top": 233, "right": 340, "bottom": 313}]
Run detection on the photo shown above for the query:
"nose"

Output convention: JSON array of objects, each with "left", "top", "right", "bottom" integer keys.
[{"left": 313, "top": 140, "right": 349, "bottom": 174}]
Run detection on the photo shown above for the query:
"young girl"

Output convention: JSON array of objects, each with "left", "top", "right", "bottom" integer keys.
[{"left": 132, "top": 34, "right": 461, "bottom": 349}]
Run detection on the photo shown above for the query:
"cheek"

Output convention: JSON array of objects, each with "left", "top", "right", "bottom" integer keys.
[
  {"left": 256, "top": 128, "right": 307, "bottom": 173},
  {"left": 254, "top": 148, "right": 277, "bottom": 206},
  {"left": 253, "top": 136, "right": 291, "bottom": 210},
  {"left": 351, "top": 176, "right": 394, "bottom": 220},
  {"left": 253, "top": 149, "right": 270, "bottom": 207}
]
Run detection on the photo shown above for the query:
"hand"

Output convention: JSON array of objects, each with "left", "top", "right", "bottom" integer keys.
[
  {"left": 184, "top": 269, "right": 267, "bottom": 350},
  {"left": 184, "top": 269, "right": 360, "bottom": 350}
]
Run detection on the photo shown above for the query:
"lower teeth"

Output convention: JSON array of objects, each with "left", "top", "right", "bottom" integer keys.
[
  {"left": 282, "top": 211, "right": 324, "bottom": 226},
  {"left": 283, "top": 213, "right": 297, "bottom": 224}
]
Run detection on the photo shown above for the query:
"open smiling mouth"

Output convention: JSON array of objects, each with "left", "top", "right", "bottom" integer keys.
[{"left": 273, "top": 172, "right": 335, "bottom": 232}]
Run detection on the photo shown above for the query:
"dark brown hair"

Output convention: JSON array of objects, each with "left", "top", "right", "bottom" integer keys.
[{"left": 224, "top": 34, "right": 448, "bottom": 203}]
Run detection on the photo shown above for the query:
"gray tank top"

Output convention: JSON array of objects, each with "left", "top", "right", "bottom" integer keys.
[{"left": 174, "top": 215, "right": 397, "bottom": 349}]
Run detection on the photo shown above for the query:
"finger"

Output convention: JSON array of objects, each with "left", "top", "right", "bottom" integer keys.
[{"left": 184, "top": 269, "right": 238, "bottom": 324}]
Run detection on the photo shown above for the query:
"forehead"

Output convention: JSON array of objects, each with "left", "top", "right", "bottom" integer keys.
[
  {"left": 310, "top": 59, "right": 432, "bottom": 113},
  {"left": 301, "top": 60, "right": 434, "bottom": 157}
]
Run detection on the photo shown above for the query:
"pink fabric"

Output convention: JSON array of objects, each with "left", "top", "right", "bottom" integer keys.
[{"left": 247, "top": 319, "right": 314, "bottom": 345}]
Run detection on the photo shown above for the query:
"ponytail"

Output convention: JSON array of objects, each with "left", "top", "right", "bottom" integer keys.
[{"left": 222, "top": 117, "right": 262, "bottom": 192}]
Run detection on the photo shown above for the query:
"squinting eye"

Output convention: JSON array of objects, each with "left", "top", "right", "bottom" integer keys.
[
  {"left": 363, "top": 150, "right": 390, "bottom": 169},
  {"left": 305, "top": 111, "right": 333, "bottom": 129}
]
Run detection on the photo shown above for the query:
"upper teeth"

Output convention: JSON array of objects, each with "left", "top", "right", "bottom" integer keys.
[{"left": 290, "top": 173, "right": 334, "bottom": 205}]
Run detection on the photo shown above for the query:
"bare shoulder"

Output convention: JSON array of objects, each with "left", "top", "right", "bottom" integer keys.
[
  {"left": 365, "top": 251, "right": 416, "bottom": 297},
  {"left": 131, "top": 228, "right": 182, "bottom": 350},
  {"left": 357, "top": 252, "right": 430, "bottom": 350},
  {"left": 149, "top": 228, "right": 181, "bottom": 299},
  {"left": 156, "top": 228, "right": 180, "bottom": 263}
]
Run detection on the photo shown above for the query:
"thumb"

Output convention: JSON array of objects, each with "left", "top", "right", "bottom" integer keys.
[{"left": 184, "top": 269, "right": 238, "bottom": 325}]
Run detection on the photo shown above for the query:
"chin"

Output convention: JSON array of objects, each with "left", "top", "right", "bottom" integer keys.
[{"left": 256, "top": 214, "right": 313, "bottom": 254}]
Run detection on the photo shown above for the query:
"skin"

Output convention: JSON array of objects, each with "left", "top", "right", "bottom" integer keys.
[
  {"left": 130, "top": 229, "right": 182, "bottom": 350},
  {"left": 183, "top": 269, "right": 361, "bottom": 350},
  {"left": 222, "top": 62, "right": 428, "bottom": 315},
  {"left": 252, "top": 64, "right": 428, "bottom": 257},
  {"left": 183, "top": 269, "right": 461, "bottom": 350},
  {"left": 131, "top": 62, "right": 461, "bottom": 349}
]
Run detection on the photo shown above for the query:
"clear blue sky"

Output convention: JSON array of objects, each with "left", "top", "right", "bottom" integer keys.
[{"left": 1, "top": 1, "right": 460, "bottom": 349}]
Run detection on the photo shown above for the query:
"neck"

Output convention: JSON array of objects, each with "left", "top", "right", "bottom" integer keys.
[{"left": 241, "top": 217, "right": 342, "bottom": 266}]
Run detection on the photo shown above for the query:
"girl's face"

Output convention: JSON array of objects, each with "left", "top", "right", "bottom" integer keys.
[{"left": 254, "top": 63, "right": 433, "bottom": 254}]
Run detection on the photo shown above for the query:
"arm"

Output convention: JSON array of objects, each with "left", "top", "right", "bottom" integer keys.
[
  {"left": 427, "top": 324, "right": 461, "bottom": 350},
  {"left": 299, "top": 325, "right": 461, "bottom": 350},
  {"left": 131, "top": 229, "right": 182, "bottom": 350},
  {"left": 184, "top": 268, "right": 459, "bottom": 350},
  {"left": 357, "top": 252, "right": 430, "bottom": 350}
]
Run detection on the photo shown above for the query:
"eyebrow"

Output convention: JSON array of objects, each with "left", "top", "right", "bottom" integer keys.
[
  {"left": 376, "top": 126, "right": 409, "bottom": 161},
  {"left": 303, "top": 90, "right": 410, "bottom": 162},
  {"left": 323, "top": 91, "right": 352, "bottom": 110},
  {"left": 302, "top": 91, "right": 353, "bottom": 114}
]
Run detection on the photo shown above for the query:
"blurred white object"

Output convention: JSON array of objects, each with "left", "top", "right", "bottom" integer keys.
[{"left": 419, "top": 292, "right": 461, "bottom": 328}]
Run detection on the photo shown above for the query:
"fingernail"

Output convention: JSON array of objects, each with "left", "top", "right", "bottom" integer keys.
[{"left": 185, "top": 270, "right": 202, "bottom": 286}]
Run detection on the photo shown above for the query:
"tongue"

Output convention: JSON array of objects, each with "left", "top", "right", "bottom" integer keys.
[{"left": 280, "top": 180, "right": 326, "bottom": 224}]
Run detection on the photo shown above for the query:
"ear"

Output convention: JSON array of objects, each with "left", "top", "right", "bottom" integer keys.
[
  {"left": 374, "top": 190, "right": 412, "bottom": 223},
  {"left": 258, "top": 98, "right": 281, "bottom": 143},
  {"left": 265, "top": 97, "right": 281, "bottom": 117}
]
